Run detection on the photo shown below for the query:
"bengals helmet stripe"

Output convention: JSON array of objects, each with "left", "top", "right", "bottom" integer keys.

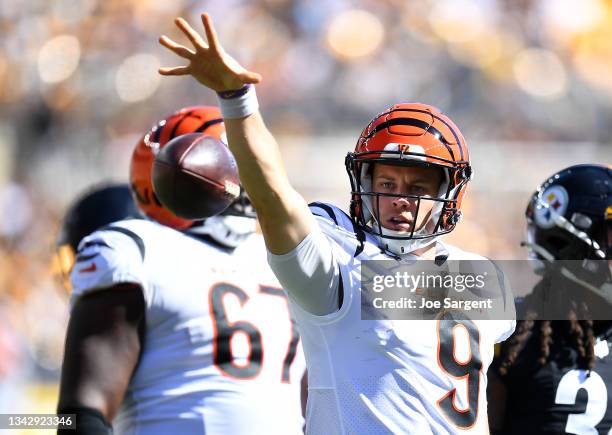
[
  {"left": 195, "top": 118, "right": 223, "bottom": 132},
  {"left": 151, "top": 117, "right": 164, "bottom": 144},
  {"left": 404, "top": 107, "right": 467, "bottom": 160},
  {"left": 363, "top": 107, "right": 467, "bottom": 161},
  {"left": 365, "top": 117, "right": 456, "bottom": 160},
  {"left": 169, "top": 109, "right": 198, "bottom": 139}
]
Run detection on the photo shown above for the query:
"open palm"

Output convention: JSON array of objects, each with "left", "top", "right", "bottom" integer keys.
[{"left": 159, "top": 13, "right": 262, "bottom": 92}]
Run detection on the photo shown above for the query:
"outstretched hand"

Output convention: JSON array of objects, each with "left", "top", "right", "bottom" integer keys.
[{"left": 159, "top": 13, "right": 262, "bottom": 92}]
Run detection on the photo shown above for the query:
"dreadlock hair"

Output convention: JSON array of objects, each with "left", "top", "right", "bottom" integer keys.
[{"left": 497, "top": 275, "right": 596, "bottom": 376}]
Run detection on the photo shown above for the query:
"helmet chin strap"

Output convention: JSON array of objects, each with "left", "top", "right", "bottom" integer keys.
[
  {"left": 188, "top": 215, "right": 256, "bottom": 248},
  {"left": 378, "top": 227, "right": 439, "bottom": 255},
  {"left": 363, "top": 198, "right": 444, "bottom": 255}
]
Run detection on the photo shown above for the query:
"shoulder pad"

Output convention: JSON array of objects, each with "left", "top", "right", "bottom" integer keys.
[
  {"left": 70, "top": 226, "right": 147, "bottom": 303},
  {"left": 309, "top": 201, "right": 368, "bottom": 258}
]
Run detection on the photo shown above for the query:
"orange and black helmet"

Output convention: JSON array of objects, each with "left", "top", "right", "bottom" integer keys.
[
  {"left": 130, "top": 106, "right": 225, "bottom": 230},
  {"left": 345, "top": 103, "right": 472, "bottom": 250}
]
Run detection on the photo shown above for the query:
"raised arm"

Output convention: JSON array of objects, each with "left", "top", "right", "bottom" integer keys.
[{"left": 159, "top": 14, "right": 313, "bottom": 254}]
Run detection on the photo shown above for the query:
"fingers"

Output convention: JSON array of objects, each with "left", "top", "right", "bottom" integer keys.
[
  {"left": 159, "top": 36, "right": 195, "bottom": 59},
  {"left": 175, "top": 17, "right": 207, "bottom": 49},
  {"left": 161, "top": 13, "right": 263, "bottom": 86},
  {"left": 239, "top": 71, "right": 263, "bottom": 84},
  {"left": 158, "top": 66, "right": 191, "bottom": 76},
  {"left": 201, "top": 13, "right": 220, "bottom": 52}
]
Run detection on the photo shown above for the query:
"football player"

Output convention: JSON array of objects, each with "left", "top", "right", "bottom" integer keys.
[
  {"left": 56, "top": 106, "right": 306, "bottom": 435},
  {"left": 158, "top": 14, "right": 515, "bottom": 434},
  {"left": 488, "top": 164, "right": 612, "bottom": 435}
]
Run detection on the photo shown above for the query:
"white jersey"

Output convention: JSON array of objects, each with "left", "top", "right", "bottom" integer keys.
[
  {"left": 71, "top": 219, "right": 306, "bottom": 435},
  {"left": 270, "top": 203, "right": 515, "bottom": 435}
]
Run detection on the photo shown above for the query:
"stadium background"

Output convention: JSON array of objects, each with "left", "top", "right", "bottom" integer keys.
[{"left": 0, "top": 0, "right": 611, "bottom": 432}]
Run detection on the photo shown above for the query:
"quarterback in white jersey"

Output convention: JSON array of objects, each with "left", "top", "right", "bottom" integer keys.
[
  {"left": 57, "top": 107, "right": 305, "bottom": 435},
  {"left": 270, "top": 202, "right": 514, "bottom": 434},
  {"left": 159, "top": 14, "right": 515, "bottom": 434}
]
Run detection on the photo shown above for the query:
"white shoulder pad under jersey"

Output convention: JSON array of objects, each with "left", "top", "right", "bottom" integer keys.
[
  {"left": 308, "top": 202, "right": 381, "bottom": 260},
  {"left": 70, "top": 220, "right": 147, "bottom": 304}
]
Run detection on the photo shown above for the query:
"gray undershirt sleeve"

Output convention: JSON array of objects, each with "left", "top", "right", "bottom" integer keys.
[{"left": 267, "top": 229, "right": 341, "bottom": 316}]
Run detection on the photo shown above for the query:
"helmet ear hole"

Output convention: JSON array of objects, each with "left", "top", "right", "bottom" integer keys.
[
  {"left": 440, "top": 208, "right": 461, "bottom": 230},
  {"left": 454, "top": 165, "right": 472, "bottom": 185}
]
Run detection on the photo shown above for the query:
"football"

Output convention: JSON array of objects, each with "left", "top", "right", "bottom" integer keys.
[{"left": 152, "top": 133, "right": 241, "bottom": 219}]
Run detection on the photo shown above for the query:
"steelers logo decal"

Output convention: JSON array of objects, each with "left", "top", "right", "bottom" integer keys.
[{"left": 534, "top": 185, "right": 569, "bottom": 229}]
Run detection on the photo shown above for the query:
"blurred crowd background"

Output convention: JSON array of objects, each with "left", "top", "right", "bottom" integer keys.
[{"left": 1, "top": 0, "right": 611, "bottom": 428}]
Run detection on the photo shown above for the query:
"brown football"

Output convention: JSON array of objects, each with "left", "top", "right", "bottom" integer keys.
[{"left": 152, "top": 133, "right": 240, "bottom": 219}]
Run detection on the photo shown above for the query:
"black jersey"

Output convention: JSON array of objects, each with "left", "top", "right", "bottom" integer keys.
[{"left": 493, "top": 325, "right": 612, "bottom": 435}]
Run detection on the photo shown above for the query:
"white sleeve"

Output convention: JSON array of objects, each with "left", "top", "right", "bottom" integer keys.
[
  {"left": 267, "top": 227, "right": 341, "bottom": 316},
  {"left": 497, "top": 320, "right": 517, "bottom": 343},
  {"left": 70, "top": 229, "right": 147, "bottom": 306}
]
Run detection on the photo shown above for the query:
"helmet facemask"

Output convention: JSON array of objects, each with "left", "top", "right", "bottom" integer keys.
[
  {"left": 346, "top": 149, "right": 471, "bottom": 255},
  {"left": 345, "top": 103, "right": 472, "bottom": 256},
  {"left": 523, "top": 165, "right": 612, "bottom": 291}
]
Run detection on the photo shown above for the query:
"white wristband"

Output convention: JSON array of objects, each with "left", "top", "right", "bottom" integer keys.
[{"left": 216, "top": 84, "right": 259, "bottom": 119}]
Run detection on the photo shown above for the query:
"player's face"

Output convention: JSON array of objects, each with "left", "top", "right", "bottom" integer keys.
[{"left": 371, "top": 164, "right": 443, "bottom": 233}]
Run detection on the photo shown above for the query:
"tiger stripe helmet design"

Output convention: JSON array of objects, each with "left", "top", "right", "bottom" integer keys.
[
  {"left": 345, "top": 103, "right": 472, "bottom": 254},
  {"left": 130, "top": 106, "right": 225, "bottom": 229}
]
